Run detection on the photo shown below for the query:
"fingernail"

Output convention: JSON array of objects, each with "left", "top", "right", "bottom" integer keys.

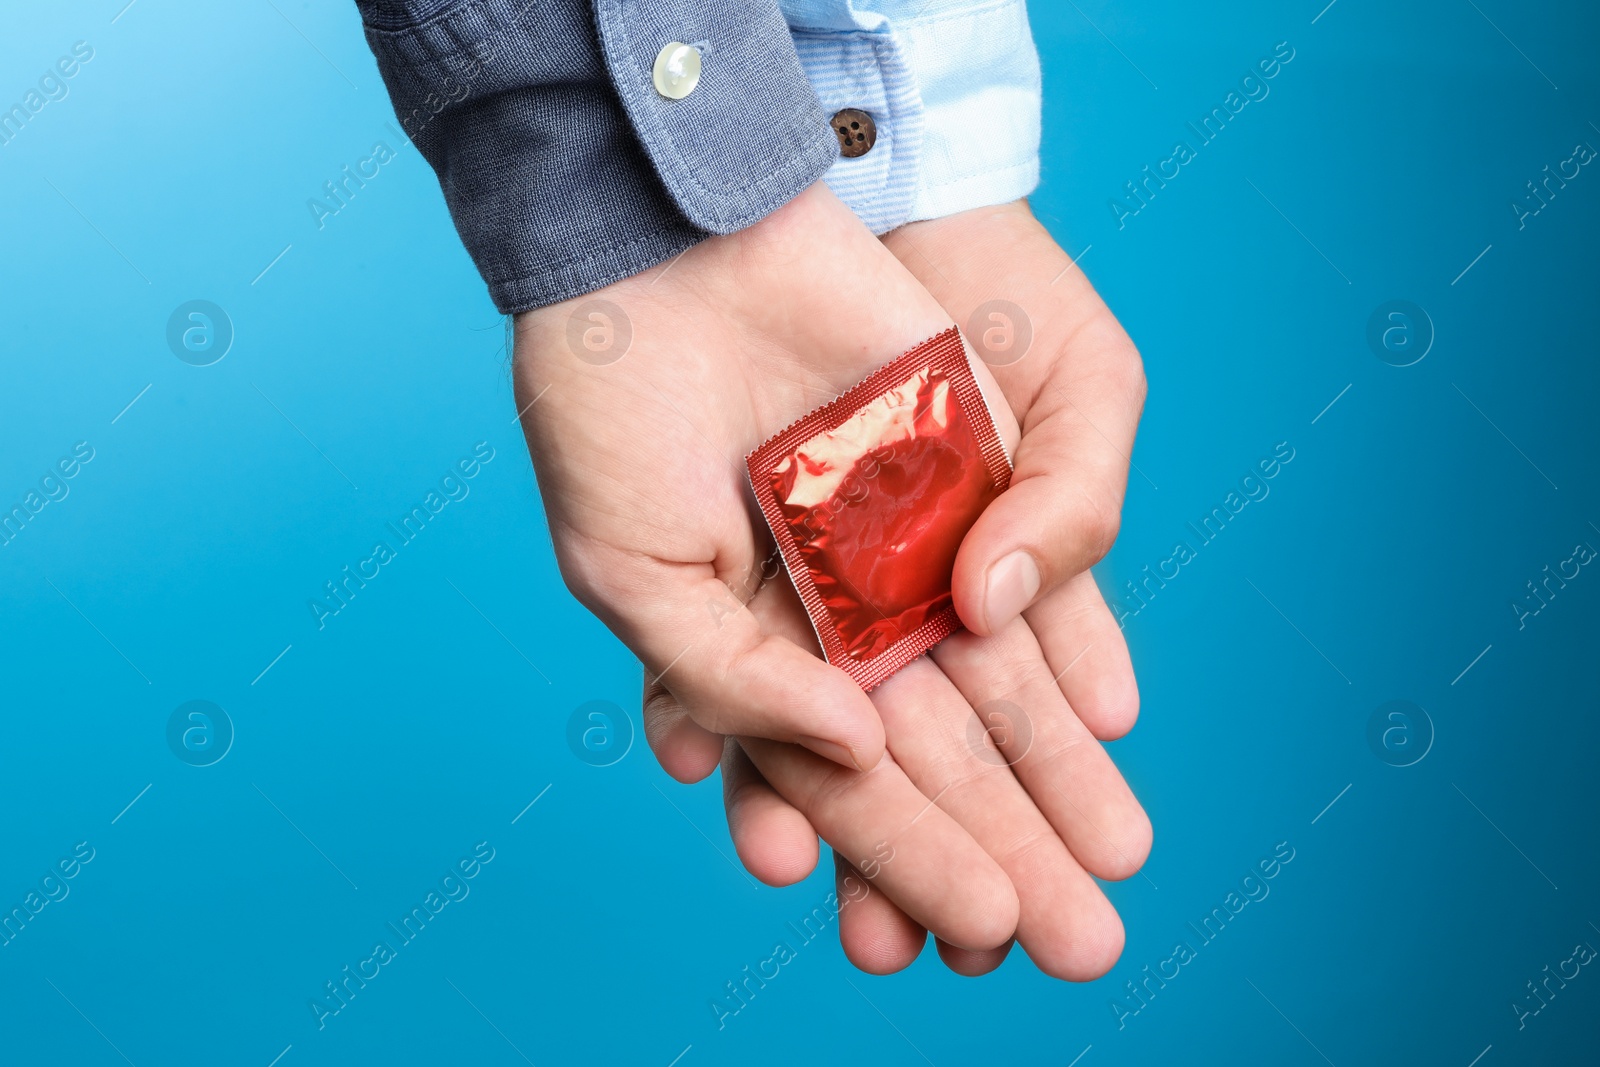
[
  {"left": 983, "top": 551, "right": 1040, "bottom": 632},
  {"left": 801, "top": 736, "right": 862, "bottom": 771}
]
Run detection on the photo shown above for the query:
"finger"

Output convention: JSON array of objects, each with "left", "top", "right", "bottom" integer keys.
[
  {"left": 950, "top": 356, "right": 1142, "bottom": 635},
  {"left": 870, "top": 656, "right": 1123, "bottom": 981},
  {"left": 721, "top": 738, "right": 819, "bottom": 887},
  {"left": 734, "top": 561, "right": 1018, "bottom": 952},
  {"left": 932, "top": 616, "right": 1152, "bottom": 886},
  {"left": 741, "top": 735, "right": 1018, "bottom": 952},
  {"left": 884, "top": 203, "right": 1147, "bottom": 636},
  {"left": 643, "top": 673, "right": 725, "bottom": 783},
  {"left": 1025, "top": 570, "right": 1140, "bottom": 741},
  {"left": 834, "top": 853, "right": 926, "bottom": 975},
  {"left": 934, "top": 937, "right": 1012, "bottom": 977},
  {"left": 567, "top": 537, "right": 886, "bottom": 772}
]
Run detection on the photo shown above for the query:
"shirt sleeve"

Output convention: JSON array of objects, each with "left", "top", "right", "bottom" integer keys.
[
  {"left": 781, "top": 0, "right": 1042, "bottom": 233},
  {"left": 354, "top": 0, "right": 840, "bottom": 314}
]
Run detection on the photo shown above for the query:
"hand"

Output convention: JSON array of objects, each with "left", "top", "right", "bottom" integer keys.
[
  {"left": 886, "top": 200, "right": 1148, "bottom": 651},
  {"left": 511, "top": 182, "right": 955, "bottom": 776},
  {"left": 723, "top": 573, "right": 1151, "bottom": 979},
  {"left": 715, "top": 200, "right": 1152, "bottom": 976},
  {"left": 513, "top": 183, "right": 1039, "bottom": 953},
  {"left": 512, "top": 185, "right": 1152, "bottom": 979}
]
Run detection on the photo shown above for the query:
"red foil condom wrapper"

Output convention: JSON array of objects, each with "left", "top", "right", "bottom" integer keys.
[{"left": 747, "top": 328, "right": 1012, "bottom": 691}]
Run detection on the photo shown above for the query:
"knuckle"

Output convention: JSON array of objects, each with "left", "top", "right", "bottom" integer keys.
[
  {"left": 641, "top": 685, "right": 682, "bottom": 739},
  {"left": 932, "top": 760, "right": 1001, "bottom": 805},
  {"left": 1122, "top": 347, "right": 1148, "bottom": 409},
  {"left": 996, "top": 824, "right": 1066, "bottom": 878},
  {"left": 1032, "top": 729, "right": 1096, "bottom": 778},
  {"left": 688, "top": 701, "right": 731, "bottom": 738},
  {"left": 1069, "top": 485, "right": 1122, "bottom": 565},
  {"left": 800, "top": 759, "right": 875, "bottom": 816},
  {"left": 723, "top": 778, "right": 768, "bottom": 820},
  {"left": 803, "top": 748, "right": 906, "bottom": 819}
]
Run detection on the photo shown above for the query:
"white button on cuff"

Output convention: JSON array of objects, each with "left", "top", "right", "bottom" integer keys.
[{"left": 652, "top": 42, "right": 701, "bottom": 100}]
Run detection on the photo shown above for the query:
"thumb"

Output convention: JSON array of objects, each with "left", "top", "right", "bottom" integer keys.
[
  {"left": 951, "top": 387, "right": 1138, "bottom": 636},
  {"left": 564, "top": 538, "right": 887, "bottom": 772}
]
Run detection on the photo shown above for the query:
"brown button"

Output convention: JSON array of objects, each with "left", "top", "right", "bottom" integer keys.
[{"left": 831, "top": 108, "right": 876, "bottom": 158}]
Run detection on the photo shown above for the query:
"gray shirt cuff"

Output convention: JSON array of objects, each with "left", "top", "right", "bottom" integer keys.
[{"left": 356, "top": 0, "right": 840, "bottom": 314}]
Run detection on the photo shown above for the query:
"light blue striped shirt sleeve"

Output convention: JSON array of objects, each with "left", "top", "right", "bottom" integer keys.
[{"left": 780, "top": 0, "right": 1042, "bottom": 233}]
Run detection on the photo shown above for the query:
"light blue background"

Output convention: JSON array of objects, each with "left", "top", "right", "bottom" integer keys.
[{"left": 2, "top": 1, "right": 1596, "bottom": 1064}]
